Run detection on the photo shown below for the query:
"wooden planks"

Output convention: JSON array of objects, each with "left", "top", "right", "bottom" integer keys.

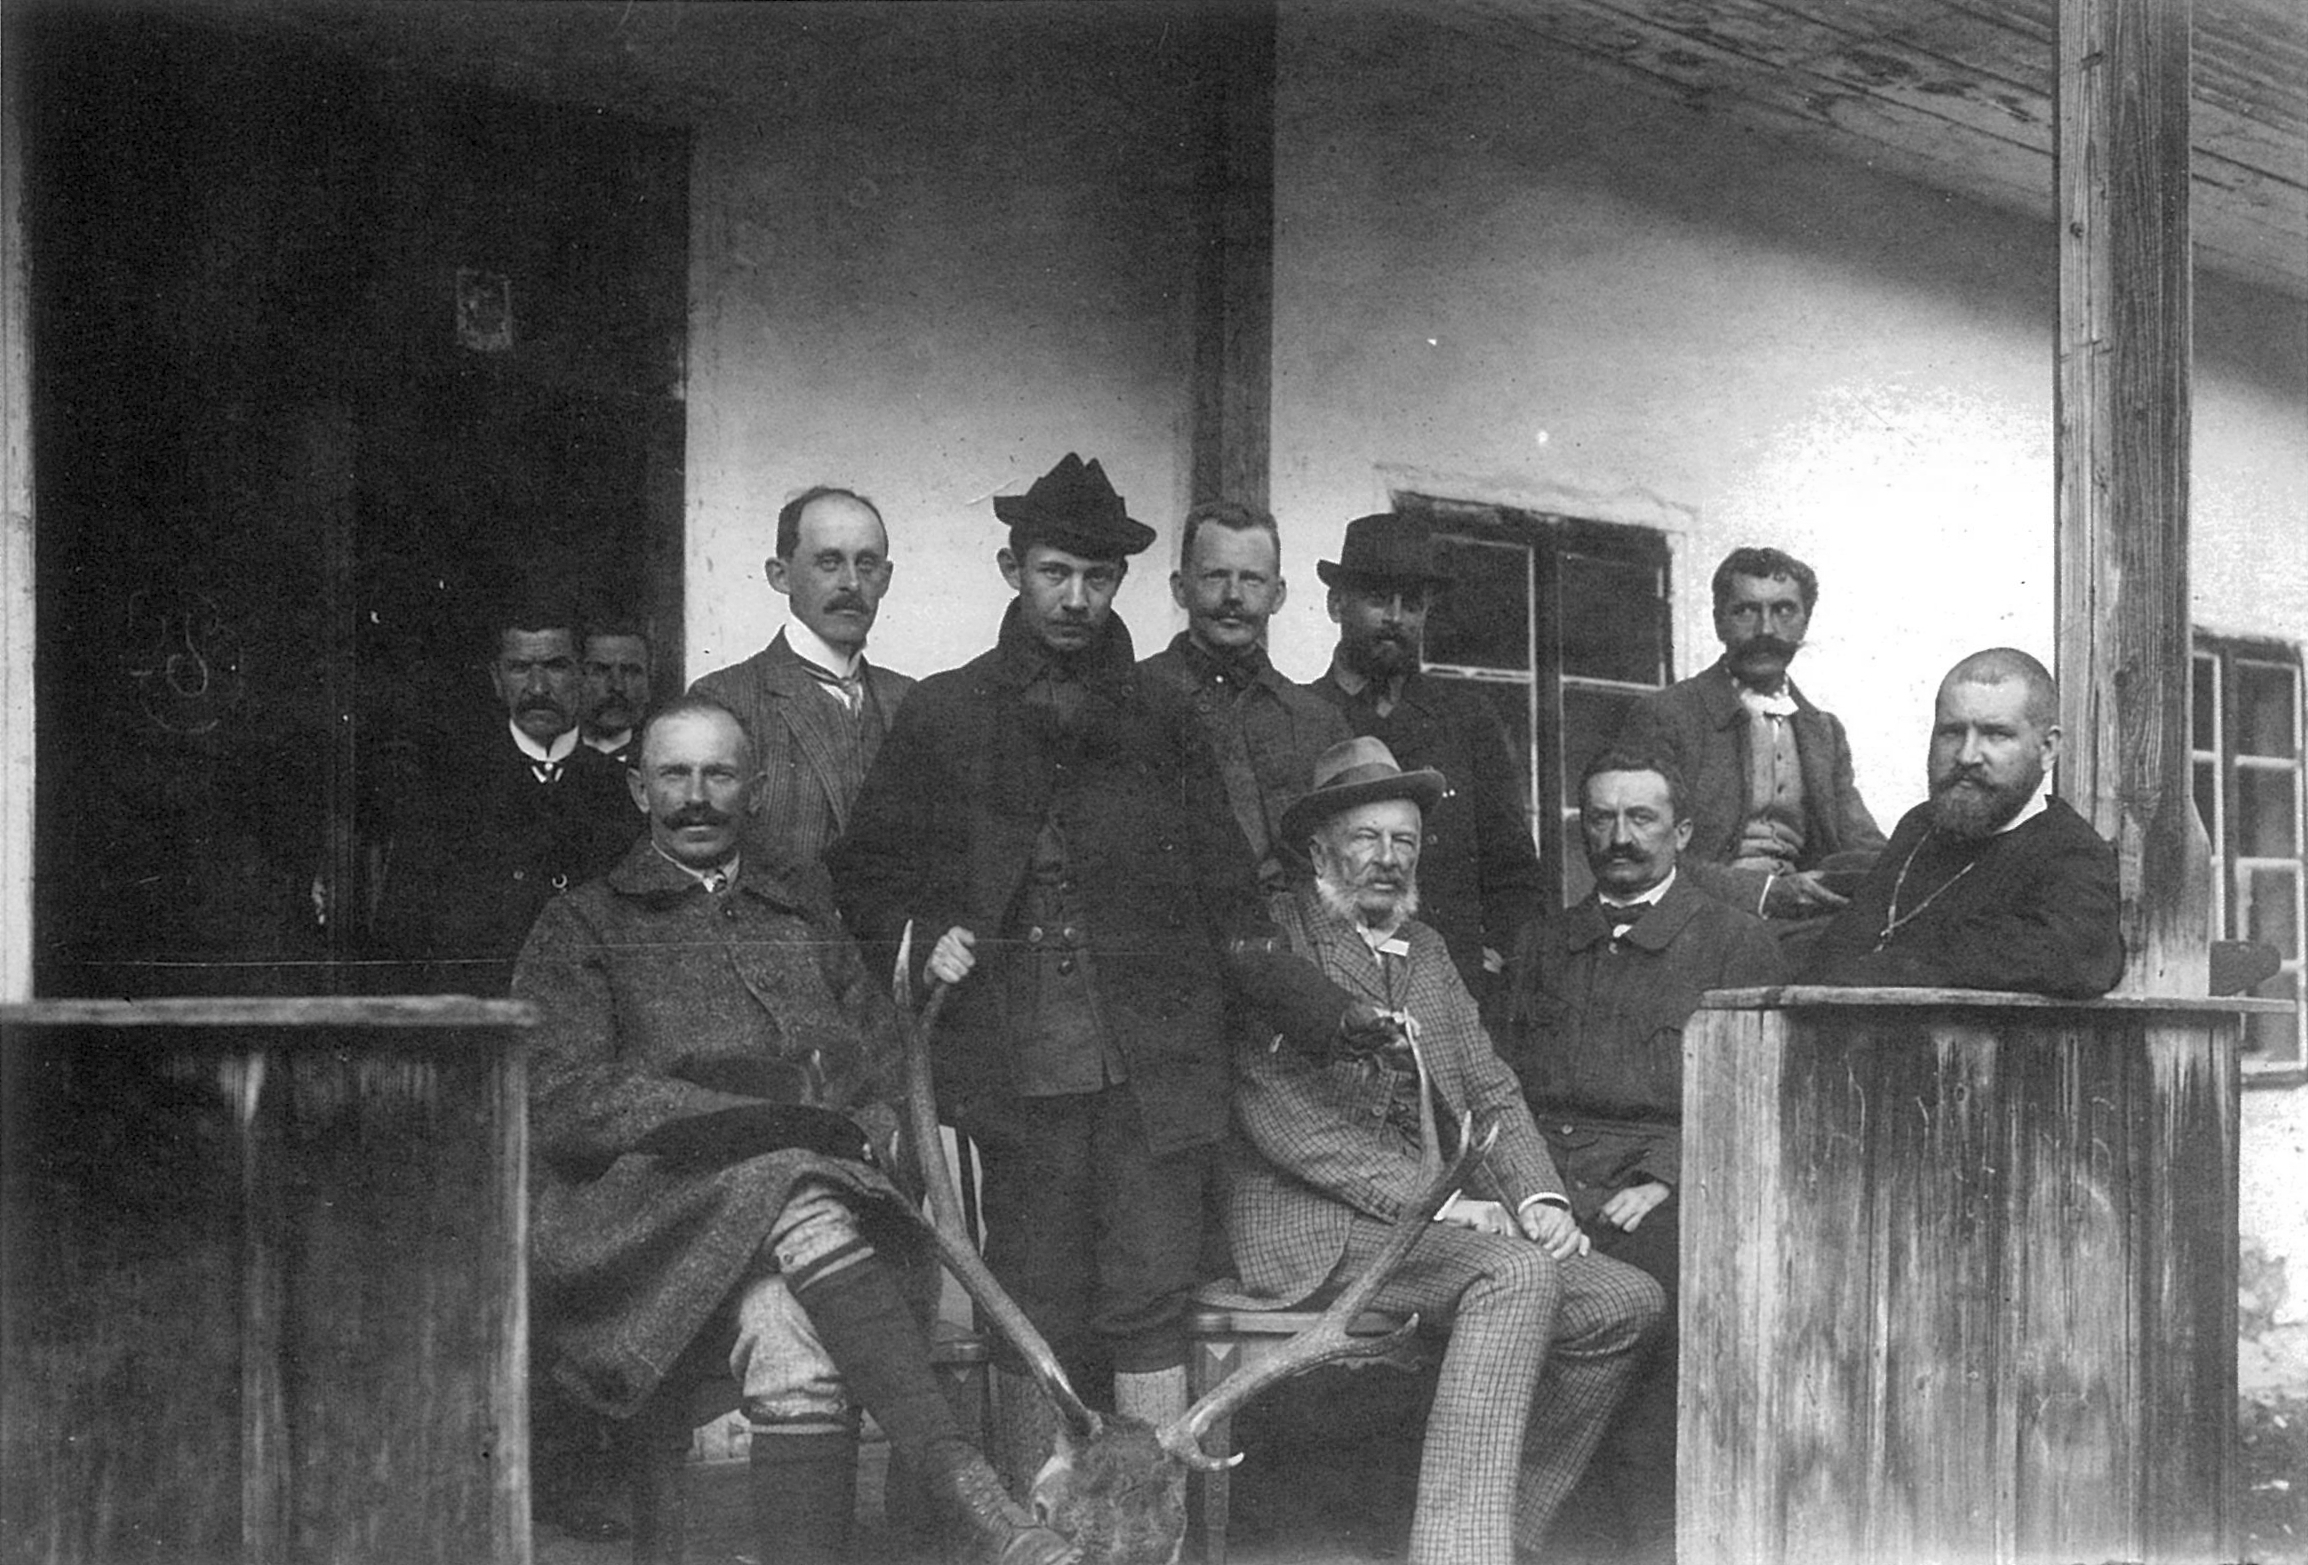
[
  {"left": 1682, "top": 993, "right": 2244, "bottom": 1565},
  {"left": 0, "top": 1000, "right": 531, "bottom": 1564}
]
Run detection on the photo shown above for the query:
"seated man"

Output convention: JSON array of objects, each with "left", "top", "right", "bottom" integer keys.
[
  {"left": 1223, "top": 737, "right": 1665, "bottom": 1564},
  {"left": 512, "top": 696, "right": 1073, "bottom": 1565},
  {"left": 1497, "top": 749, "right": 1785, "bottom": 1563},
  {"left": 1802, "top": 647, "right": 2124, "bottom": 996}
]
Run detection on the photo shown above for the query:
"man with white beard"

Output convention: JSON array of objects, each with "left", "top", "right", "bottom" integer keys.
[
  {"left": 1801, "top": 647, "right": 2123, "bottom": 996},
  {"left": 1218, "top": 736, "right": 1663, "bottom": 1565}
]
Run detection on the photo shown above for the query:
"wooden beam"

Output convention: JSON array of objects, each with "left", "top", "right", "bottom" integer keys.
[
  {"left": 1189, "top": 0, "right": 1275, "bottom": 512},
  {"left": 1, "top": 37, "right": 32, "bottom": 1003},
  {"left": 2055, "top": 0, "right": 2210, "bottom": 996}
]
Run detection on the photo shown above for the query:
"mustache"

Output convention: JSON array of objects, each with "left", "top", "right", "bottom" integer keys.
[
  {"left": 1731, "top": 634, "right": 1801, "bottom": 662},
  {"left": 1601, "top": 845, "right": 1645, "bottom": 862},
  {"left": 822, "top": 593, "right": 871, "bottom": 615},
  {"left": 664, "top": 804, "right": 733, "bottom": 829}
]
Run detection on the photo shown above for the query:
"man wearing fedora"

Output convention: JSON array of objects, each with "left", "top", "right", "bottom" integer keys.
[
  {"left": 1311, "top": 511, "right": 1544, "bottom": 995},
  {"left": 830, "top": 453, "right": 1375, "bottom": 1477},
  {"left": 1221, "top": 735, "right": 1665, "bottom": 1565}
]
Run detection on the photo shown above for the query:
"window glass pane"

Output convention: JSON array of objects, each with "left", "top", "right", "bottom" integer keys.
[
  {"left": 1560, "top": 812, "right": 1594, "bottom": 909},
  {"left": 2244, "top": 866, "right": 2301, "bottom": 959},
  {"left": 1427, "top": 672, "right": 1535, "bottom": 836},
  {"left": 2194, "top": 759, "right": 2220, "bottom": 852},
  {"left": 1559, "top": 552, "right": 1666, "bottom": 685},
  {"left": 2234, "top": 660, "right": 2298, "bottom": 758},
  {"left": 2244, "top": 970, "right": 2302, "bottom": 1068},
  {"left": 1561, "top": 686, "right": 1642, "bottom": 802},
  {"left": 2193, "top": 653, "right": 2218, "bottom": 753},
  {"left": 1425, "top": 536, "right": 1529, "bottom": 674},
  {"left": 2236, "top": 767, "right": 2299, "bottom": 857}
]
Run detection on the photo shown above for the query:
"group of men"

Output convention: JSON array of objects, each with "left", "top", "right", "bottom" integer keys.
[{"left": 380, "top": 452, "right": 2125, "bottom": 1565}]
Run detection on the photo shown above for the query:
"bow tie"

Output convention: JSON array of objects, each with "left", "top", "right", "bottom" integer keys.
[{"left": 1601, "top": 902, "right": 1647, "bottom": 939}]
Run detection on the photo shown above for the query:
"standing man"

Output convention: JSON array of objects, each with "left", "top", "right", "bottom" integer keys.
[
  {"left": 1224, "top": 737, "right": 1665, "bottom": 1565},
  {"left": 580, "top": 614, "right": 654, "bottom": 768},
  {"left": 1497, "top": 749, "right": 1785, "bottom": 1563},
  {"left": 691, "top": 485, "right": 914, "bottom": 875},
  {"left": 372, "top": 594, "right": 635, "bottom": 994},
  {"left": 828, "top": 453, "right": 1370, "bottom": 1476},
  {"left": 1140, "top": 499, "right": 1350, "bottom": 890},
  {"left": 1803, "top": 647, "right": 2123, "bottom": 996},
  {"left": 514, "top": 697, "right": 1075, "bottom": 1565},
  {"left": 1616, "top": 546, "right": 1886, "bottom": 934},
  {"left": 1309, "top": 511, "right": 1544, "bottom": 994}
]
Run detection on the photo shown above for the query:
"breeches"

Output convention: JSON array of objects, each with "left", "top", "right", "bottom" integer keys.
[
  {"left": 728, "top": 1180, "right": 862, "bottom": 1425},
  {"left": 957, "top": 1086, "right": 1210, "bottom": 1377}
]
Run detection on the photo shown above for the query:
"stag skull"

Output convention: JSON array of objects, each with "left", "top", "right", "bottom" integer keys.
[{"left": 893, "top": 923, "right": 1493, "bottom": 1565}]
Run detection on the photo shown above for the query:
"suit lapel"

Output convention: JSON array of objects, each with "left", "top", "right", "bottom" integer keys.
[{"left": 765, "top": 639, "right": 856, "bottom": 832}]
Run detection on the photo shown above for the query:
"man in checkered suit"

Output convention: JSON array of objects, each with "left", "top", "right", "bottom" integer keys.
[{"left": 1223, "top": 736, "right": 1666, "bottom": 1565}]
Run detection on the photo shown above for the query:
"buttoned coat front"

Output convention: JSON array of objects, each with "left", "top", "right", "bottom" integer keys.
[
  {"left": 1497, "top": 876, "right": 1784, "bottom": 1211},
  {"left": 689, "top": 629, "right": 916, "bottom": 875},
  {"left": 1224, "top": 890, "right": 1564, "bottom": 1307},
  {"left": 829, "top": 606, "right": 1351, "bottom": 1155},
  {"left": 513, "top": 840, "right": 908, "bottom": 1421},
  {"left": 1615, "top": 661, "right": 1886, "bottom": 911}
]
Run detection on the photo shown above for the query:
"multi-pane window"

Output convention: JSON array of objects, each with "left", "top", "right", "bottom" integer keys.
[
  {"left": 2193, "top": 633, "right": 2307, "bottom": 1081},
  {"left": 1399, "top": 495, "right": 1673, "bottom": 908}
]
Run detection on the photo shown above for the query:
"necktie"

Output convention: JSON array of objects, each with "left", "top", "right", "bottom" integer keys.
[
  {"left": 700, "top": 869, "right": 729, "bottom": 895},
  {"left": 801, "top": 660, "right": 864, "bottom": 713}
]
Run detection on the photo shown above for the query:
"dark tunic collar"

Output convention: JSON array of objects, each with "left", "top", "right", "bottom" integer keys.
[
  {"left": 991, "top": 598, "right": 1139, "bottom": 693},
  {"left": 1165, "top": 631, "right": 1288, "bottom": 695},
  {"left": 603, "top": 835, "right": 812, "bottom": 916},
  {"left": 1565, "top": 874, "right": 1709, "bottom": 954}
]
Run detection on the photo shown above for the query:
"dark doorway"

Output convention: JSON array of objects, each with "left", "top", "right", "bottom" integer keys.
[{"left": 23, "top": 9, "right": 688, "bottom": 995}]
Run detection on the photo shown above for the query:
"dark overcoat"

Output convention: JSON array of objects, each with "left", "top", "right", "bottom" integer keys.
[
  {"left": 1614, "top": 661, "right": 1886, "bottom": 912},
  {"left": 1497, "top": 875, "right": 1784, "bottom": 1213},
  {"left": 513, "top": 840, "right": 908, "bottom": 1420},
  {"left": 1308, "top": 667, "right": 1545, "bottom": 989},
  {"left": 827, "top": 604, "right": 1352, "bottom": 1155}
]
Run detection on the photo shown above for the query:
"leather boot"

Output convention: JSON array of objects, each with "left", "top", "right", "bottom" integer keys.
[
  {"left": 747, "top": 1421, "right": 857, "bottom": 1565},
  {"left": 991, "top": 1365, "right": 1061, "bottom": 1503},
  {"left": 1112, "top": 1365, "right": 1187, "bottom": 1427}
]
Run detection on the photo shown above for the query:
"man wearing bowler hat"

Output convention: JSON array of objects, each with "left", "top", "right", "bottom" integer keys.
[
  {"left": 1311, "top": 511, "right": 1545, "bottom": 995},
  {"left": 830, "top": 454, "right": 1376, "bottom": 1485}
]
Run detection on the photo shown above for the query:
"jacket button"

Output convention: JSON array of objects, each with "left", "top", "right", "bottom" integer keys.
[
  {"left": 1057, "top": 957, "right": 1077, "bottom": 976},
  {"left": 1028, "top": 926, "right": 1046, "bottom": 946},
  {"left": 1559, "top": 1123, "right": 1576, "bottom": 1136},
  {"left": 723, "top": 905, "right": 738, "bottom": 921},
  {"left": 512, "top": 869, "right": 527, "bottom": 882}
]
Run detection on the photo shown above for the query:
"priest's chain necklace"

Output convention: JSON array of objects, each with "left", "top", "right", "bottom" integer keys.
[{"left": 1873, "top": 832, "right": 1978, "bottom": 952}]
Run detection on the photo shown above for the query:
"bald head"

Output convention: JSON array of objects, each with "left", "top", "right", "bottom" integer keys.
[{"left": 1940, "top": 647, "right": 2058, "bottom": 730}]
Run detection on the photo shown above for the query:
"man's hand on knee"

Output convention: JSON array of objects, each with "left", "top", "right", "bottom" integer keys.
[
  {"left": 1516, "top": 1200, "right": 1592, "bottom": 1260},
  {"left": 928, "top": 927, "right": 977, "bottom": 985},
  {"left": 1598, "top": 1181, "right": 1671, "bottom": 1233}
]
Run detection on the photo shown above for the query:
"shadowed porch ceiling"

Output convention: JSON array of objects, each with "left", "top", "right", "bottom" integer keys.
[{"left": 212, "top": 0, "right": 2308, "bottom": 299}]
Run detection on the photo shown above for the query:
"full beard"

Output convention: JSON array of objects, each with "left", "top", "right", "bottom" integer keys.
[
  {"left": 1313, "top": 864, "right": 1420, "bottom": 933},
  {"left": 1928, "top": 770, "right": 2035, "bottom": 839},
  {"left": 1342, "top": 632, "right": 1417, "bottom": 683}
]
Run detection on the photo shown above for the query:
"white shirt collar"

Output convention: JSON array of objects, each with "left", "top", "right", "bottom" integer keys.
[
  {"left": 1997, "top": 791, "right": 2050, "bottom": 835},
  {"left": 653, "top": 842, "right": 741, "bottom": 889},
  {"left": 508, "top": 719, "right": 579, "bottom": 766},
  {"left": 1735, "top": 682, "right": 1799, "bottom": 719},
  {"left": 787, "top": 617, "right": 864, "bottom": 682},
  {"left": 1598, "top": 866, "right": 1677, "bottom": 911}
]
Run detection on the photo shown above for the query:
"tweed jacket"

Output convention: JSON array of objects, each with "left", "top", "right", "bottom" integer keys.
[
  {"left": 1615, "top": 661, "right": 1887, "bottom": 912},
  {"left": 1802, "top": 796, "right": 2125, "bottom": 997},
  {"left": 1140, "top": 633, "right": 1352, "bottom": 889},
  {"left": 1309, "top": 667, "right": 1546, "bottom": 987},
  {"left": 1497, "top": 876, "right": 1784, "bottom": 1213},
  {"left": 689, "top": 630, "right": 916, "bottom": 875},
  {"left": 828, "top": 604, "right": 1355, "bottom": 1155},
  {"left": 1223, "top": 888, "right": 1564, "bottom": 1308},
  {"left": 372, "top": 717, "right": 638, "bottom": 993},
  {"left": 513, "top": 838, "right": 909, "bottom": 1420}
]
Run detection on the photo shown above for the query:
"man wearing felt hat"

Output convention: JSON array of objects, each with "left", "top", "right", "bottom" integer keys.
[
  {"left": 1219, "top": 735, "right": 1665, "bottom": 1565},
  {"left": 829, "top": 453, "right": 1377, "bottom": 1482},
  {"left": 1310, "top": 511, "right": 1546, "bottom": 996}
]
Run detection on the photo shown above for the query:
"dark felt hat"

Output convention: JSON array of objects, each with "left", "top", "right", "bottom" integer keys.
[
  {"left": 1316, "top": 512, "right": 1454, "bottom": 590},
  {"left": 1279, "top": 736, "right": 1449, "bottom": 851},
  {"left": 993, "top": 453, "right": 1156, "bottom": 559}
]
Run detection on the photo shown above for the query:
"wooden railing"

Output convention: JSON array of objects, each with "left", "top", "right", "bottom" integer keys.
[
  {"left": 1681, "top": 986, "right": 2281, "bottom": 1565},
  {"left": 1, "top": 997, "right": 534, "bottom": 1565}
]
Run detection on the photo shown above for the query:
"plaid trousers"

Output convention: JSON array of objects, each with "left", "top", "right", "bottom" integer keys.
[{"left": 1339, "top": 1215, "right": 1665, "bottom": 1565}]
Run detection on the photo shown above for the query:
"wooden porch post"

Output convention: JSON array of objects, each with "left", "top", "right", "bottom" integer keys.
[
  {"left": 2054, "top": 0, "right": 2212, "bottom": 995},
  {"left": 1188, "top": 0, "right": 1275, "bottom": 512}
]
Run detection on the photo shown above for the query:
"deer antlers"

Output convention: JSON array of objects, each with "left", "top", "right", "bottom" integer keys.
[
  {"left": 1154, "top": 1111, "right": 1498, "bottom": 1472},
  {"left": 892, "top": 922, "right": 1103, "bottom": 1442}
]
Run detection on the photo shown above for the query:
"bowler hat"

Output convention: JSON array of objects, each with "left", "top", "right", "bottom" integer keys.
[
  {"left": 1279, "top": 736, "right": 1449, "bottom": 853},
  {"left": 993, "top": 453, "right": 1156, "bottom": 559},
  {"left": 1316, "top": 512, "right": 1454, "bottom": 590}
]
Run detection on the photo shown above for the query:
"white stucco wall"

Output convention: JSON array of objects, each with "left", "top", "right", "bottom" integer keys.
[{"left": 682, "top": 6, "right": 1211, "bottom": 686}]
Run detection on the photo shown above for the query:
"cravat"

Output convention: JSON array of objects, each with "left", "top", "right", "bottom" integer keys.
[{"left": 800, "top": 660, "right": 865, "bottom": 713}]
